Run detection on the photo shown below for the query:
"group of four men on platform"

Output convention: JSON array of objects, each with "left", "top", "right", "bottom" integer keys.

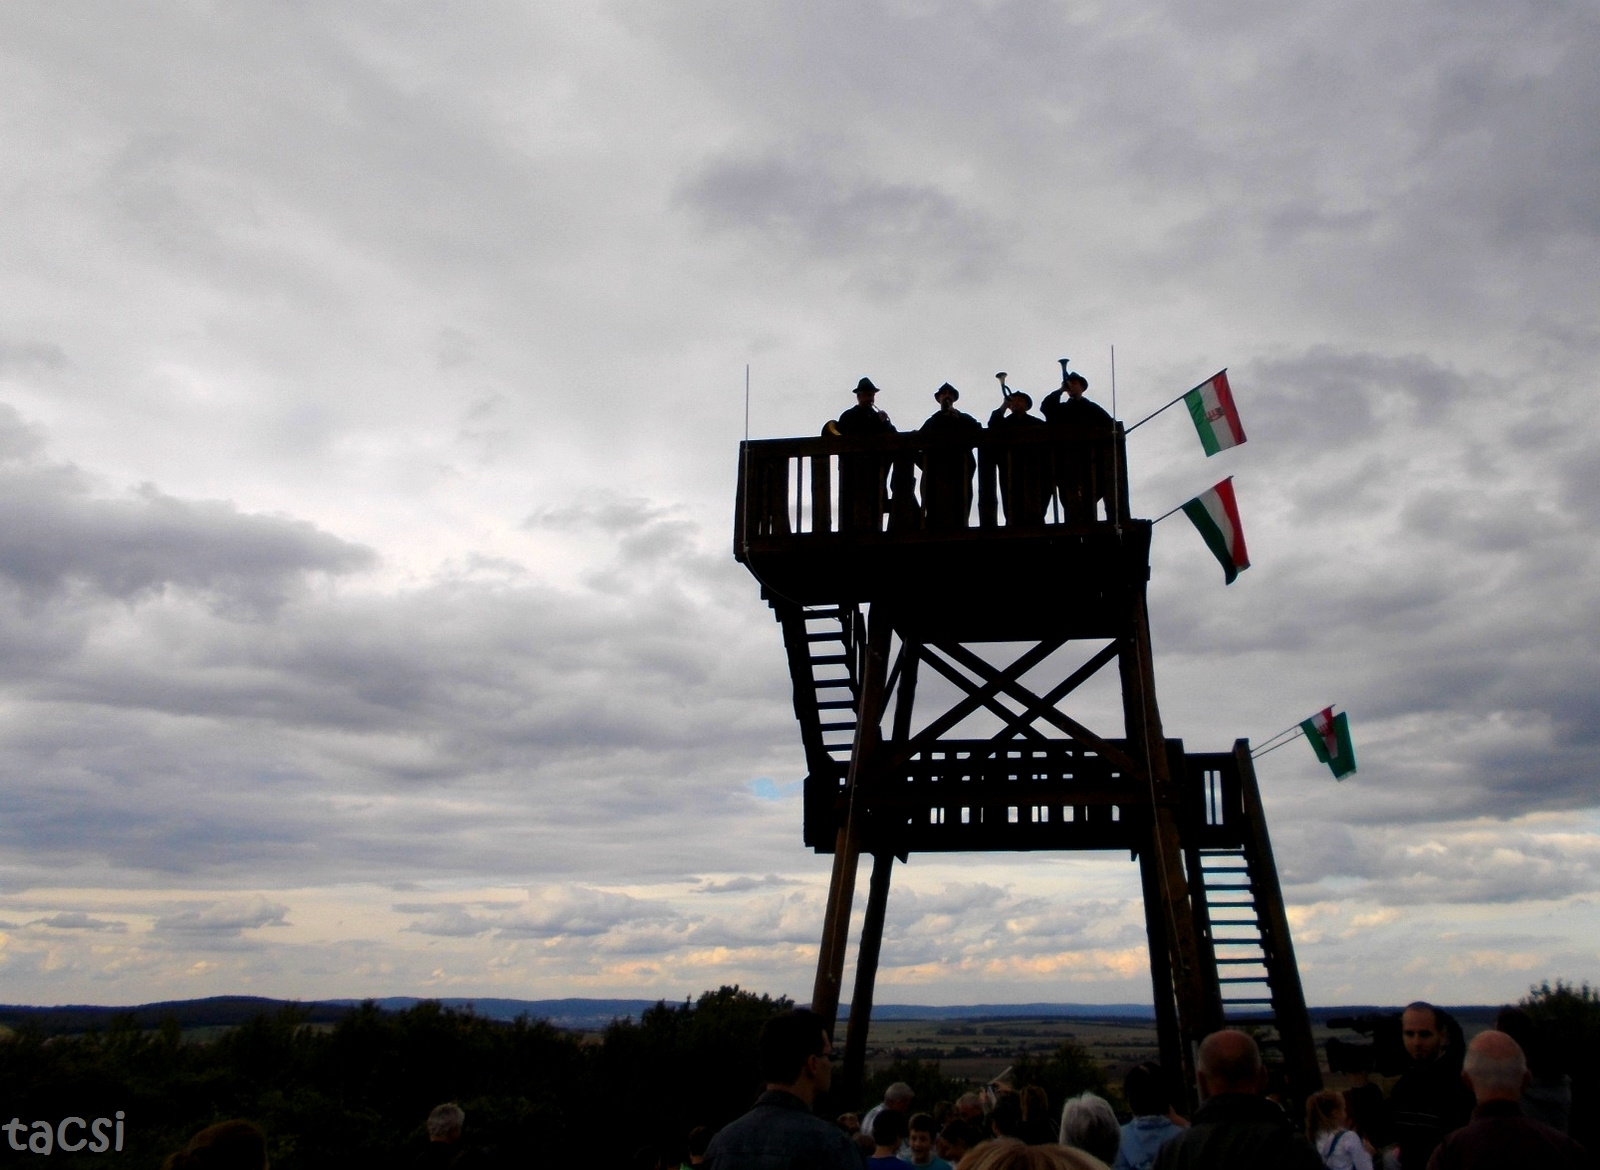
[{"left": 826, "top": 371, "right": 1115, "bottom": 532}]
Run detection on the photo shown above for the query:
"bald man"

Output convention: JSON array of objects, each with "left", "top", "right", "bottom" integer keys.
[
  {"left": 1151, "top": 1030, "right": 1321, "bottom": 1170},
  {"left": 1426, "top": 1030, "right": 1586, "bottom": 1169}
]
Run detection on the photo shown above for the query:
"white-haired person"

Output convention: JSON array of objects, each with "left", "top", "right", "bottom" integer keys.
[
  {"left": 1427, "top": 1029, "right": 1586, "bottom": 1169},
  {"left": 1059, "top": 1092, "right": 1121, "bottom": 1168}
]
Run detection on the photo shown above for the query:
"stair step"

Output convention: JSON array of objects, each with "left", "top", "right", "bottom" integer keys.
[
  {"left": 1222, "top": 997, "right": 1273, "bottom": 1005},
  {"left": 806, "top": 631, "right": 845, "bottom": 642},
  {"left": 1209, "top": 918, "right": 1262, "bottom": 926},
  {"left": 816, "top": 700, "right": 857, "bottom": 710},
  {"left": 811, "top": 654, "right": 850, "bottom": 665},
  {"left": 820, "top": 722, "right": 858, "bottom": 732},
  {"left": 1215, "top": 958, "right": 1266, "bottom": 965},
  {"left": 1219, "top": 976, "right": 1270, "bottom": 984}
]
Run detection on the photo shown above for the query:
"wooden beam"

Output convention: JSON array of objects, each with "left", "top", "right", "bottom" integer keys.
[
  {"left": 841, "top": 850, "right": 894, "bottom": 1101},
  {"left": 810, "top": 609, "right": 894, "bottom": 1030}
]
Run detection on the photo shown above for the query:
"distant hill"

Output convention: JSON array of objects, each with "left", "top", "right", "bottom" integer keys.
[{"left": 0, "top": 995, "right": 1502, "bottom": 1035}]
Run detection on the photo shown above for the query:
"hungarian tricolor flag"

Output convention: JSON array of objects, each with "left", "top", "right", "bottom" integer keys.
[
  {"left": 1300, "top": 707, "right": 1357, "bottom": 779},
  {"left": 1184, "top": 370, "right": 1246, "bottom": 456},
  {"left": 1180, "top": 477, "right": 1250, "bottom": 584}
]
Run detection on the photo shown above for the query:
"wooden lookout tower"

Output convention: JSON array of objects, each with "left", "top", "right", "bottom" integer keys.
[{"left": 734, "top": 413, "right": 1321, "bottom": 1108}]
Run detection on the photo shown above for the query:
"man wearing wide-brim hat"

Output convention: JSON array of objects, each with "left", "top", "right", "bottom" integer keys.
[
  {"left": 918, "top": 383, "right": 981, "bottom": 530},
  {"left": 828, "top": 377, "right": 896, "bottom": 533},
  {"left": 987, "top": 386, "right": 1047, "bottom": 528}
]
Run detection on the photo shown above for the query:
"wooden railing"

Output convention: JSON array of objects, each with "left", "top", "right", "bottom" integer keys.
[{"left": 735, "top": 424, "right": 1130, "bottom": 551}]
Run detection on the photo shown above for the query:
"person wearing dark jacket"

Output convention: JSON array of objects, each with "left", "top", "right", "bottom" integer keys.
[
  {"left": 1040, "top": 371, "right": 1113, "bottom": 523},
  {"left": 987, "top": 390, "right": 1047, "bottom": 528},
  {"left": 1151, "top": 1030, "right": 1321, "bottom": 1170},
  {"left": 1388, "top": 1003, "right": 1475, "bottom": 1170},
  {"left": 1426, "top": 1029, "right": 1587, "bottom": 1169},
  {"left": 918, "top": 382, "right": 981, "bottom": 530},
  {"left": 704, "top": 1010, "right": 863, "bottom": 1170},
  {"left": 829, "top": 377, "right": 895, "bottom": 533}
]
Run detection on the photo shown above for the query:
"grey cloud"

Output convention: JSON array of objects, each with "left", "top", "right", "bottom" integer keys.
[
  {"left": 692, "top": 875, "right": 800, "bottom": 894},
  {"left": 678, "top": 155, "right": 1000, "bottom": 292},
  {"left": 0, "top": 342, "right": 66, "bottom": 373},
  {"left": 492, "top": 888, "right": 680, "bottom": 939},
  {"left": 154, "top": 896, "right": 289, "bottom": 936},
  {"left": 0, "top": 406, "right": 374, "bottom": 614},
  {"left": 30, "top": 911, "right": 127, "bottom": 932}
]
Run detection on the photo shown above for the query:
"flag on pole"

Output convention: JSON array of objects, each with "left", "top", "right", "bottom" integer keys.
[
  {"left": 1300, "top": 707, "right": 1357, "bottom": 778},
  {"left": 1180, "top": 477, "right": 1250, "bottom": 584},
  {"left": 1185, "top": 370, "right": 1246, "bottom": 455}
]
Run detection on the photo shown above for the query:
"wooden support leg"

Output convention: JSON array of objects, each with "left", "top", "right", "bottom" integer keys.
[
  {"left": 1139, "top": 832, "right": 1187, "bottom": 1112},
  {"left": 1120, "top": 597, "right": 1221, "bottom": 1095},
  {"left": 842, "top": 850, "right": 894, "bottom": 1102},
  {"left": 810, "top": 609, "right": 895, "bottom": 1032}
]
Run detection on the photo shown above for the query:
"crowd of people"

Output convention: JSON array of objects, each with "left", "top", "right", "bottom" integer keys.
[
  {"left": 689, "top": 1003, "right": 1585, "bottom": 1170},
  {"left": 157, "top": 1001, "right": 1587, "bottom": 1170},
  {"left": 821, "top": 372, "right": 1116, "bottom": 532}
]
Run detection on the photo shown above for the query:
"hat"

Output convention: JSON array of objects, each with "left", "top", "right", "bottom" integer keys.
[
  {"left": 1006, "top": 390, "right": 1033, "bottom": 410},
  {"left": 934, "top": 382, "right": 959, "bottom": 401},
  {"left": 1066, "top": 371, "right": 1089, "bottom": 390},
  {"left": 854, "top": 377, "right": 879, "bottom": 395}
]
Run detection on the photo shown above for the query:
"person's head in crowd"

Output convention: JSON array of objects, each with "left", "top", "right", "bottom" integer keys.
[
  {"left": 836, "top": 1113, "right": 861, "bottom": 1135},
  {"left": 907, "top": 1113, "right": 940, "bottom": 1166},
  {"left": 872, "top": 1108, "right": 910, "bottom": 1154},
  {"left": 758, "top": 1009, "right": 834, "bottom": 1103},
  {"left": 1305, "top": 1089, "right": 1348, "bottom": 1140},
  {"left": 937, "top": 1119, "right": 983, "bottom": 1164},
  {"left": 1058, "top": 1092, "right": 1120, "bottom": 1166},
  {"left": 1401, "top": 1002, "right": 1445, "bottom": 1064},
  {"left": 955, "top": 1093, "right": 986, "bottom": 1125},
  {"left": 1494, "top": 1007, "right": 1554, "bottom": 1075},
  {"left": 990, "top": 1092, "right": 1026, "bottom": 1140},
  {"left": 854, "top": 1132, "right": 877, "bottom": 1157},
  {"left": 1462, "top": 1030, "right": 1530, "bottom": 1104},
  {"left": 884, "top": 1082, "right": 916, "bottom": 1112},
  {"left": 686, "top": 1126, "right": 713, "bottom": 1166},
  {"left": 959, "top": 1138, "right": 1110, "bottom": 1170},
  {"left": 1196, "top": 1029, "right": 1265, "bottom": 1100},
  {"left": 1123, "top": 1062, "right": 1170, "bottom": 1119},
  {"left": 932, "top": 1100, "right": 956, "bottom": 1128},
  {"left": 162, "top": 1121, "right": 268, "bottom": 1170},
  {"left": 427, "top": 1104, "right": 464, "bottom": 1145},
  {"left": 1020, "top": 1085, "right": 1049, "bottom": 1122}
]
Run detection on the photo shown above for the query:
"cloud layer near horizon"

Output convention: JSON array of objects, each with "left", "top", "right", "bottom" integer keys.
[{"left": 0, "top": 0, "right": 1596, "bottom": 1007}]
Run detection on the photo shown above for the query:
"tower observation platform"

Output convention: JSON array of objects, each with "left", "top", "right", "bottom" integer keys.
[{"left": 735, "top": 420, "right": 1320, "bottom": 1109}]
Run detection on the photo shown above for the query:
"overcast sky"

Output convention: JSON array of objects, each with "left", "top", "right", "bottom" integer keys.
[{"left": 0, "top": 1, "right": 1596, "bottom": 1010}]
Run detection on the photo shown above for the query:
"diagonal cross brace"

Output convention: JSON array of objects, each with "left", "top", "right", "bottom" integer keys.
[
  {"left": 931, "top": 641, "right": 1145, "bottom": 779},
  {"left": 984, "top": 639, "right": 1123, "bottom": 748},
  {"left": 917, "top": 649, "right": 1049, "bottom": 743},
  {"left": 878, "top": 637, "right": 1066, "bottom": 776}
]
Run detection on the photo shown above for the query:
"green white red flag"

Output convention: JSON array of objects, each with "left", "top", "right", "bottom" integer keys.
[
  {"left": 1300, "top": 707, "right": 1357, "bottom": 779},
  {"left": 1180, "top": 477, "right": 1249, "bottom": 584},
  {"left": 1184, "top": 370, "right": 1246, "bottom": 456}
]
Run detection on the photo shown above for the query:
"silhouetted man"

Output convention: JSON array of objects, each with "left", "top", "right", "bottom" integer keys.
[
  {"left": 1426, "top": 1029, "right": 1587, "bottom": 1168},
  {"left": 830, "top": 377, "right": 895, "bottom": 533},
  {"left": 704, "top": 1010, "right": 863, "bottom": 1170},
  {"left": 1389, "top": 1002, "right": 1474, "bottom": 1170},
  {"left": 918, "top": 382, "right": 981, "bottom": 530},
  {"left": 987, "top": 389, "right": 1047, "bottom": 527},
  {"left": 1151, "top": 1030, "right": 1321, "bottom": 1170},
  {"left": 1041, "top": 370, "right": 1114, "bottom": 523}
]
